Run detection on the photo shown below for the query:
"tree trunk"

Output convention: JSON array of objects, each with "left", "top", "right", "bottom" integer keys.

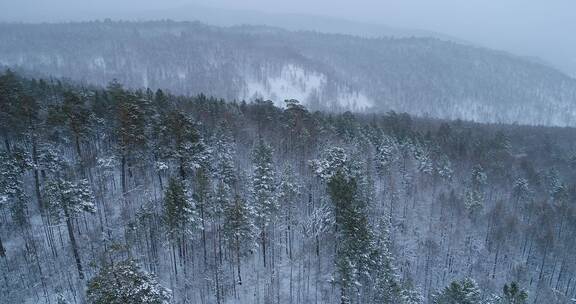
[
  {"left": 3, "top": 128, "right": 11, "bottom": 152},
  {"left": 179, "top": 157, "right": 186, "bottom": 180},
  {"left": 492, "top": 243, "right": 500, "bottom": 279},
  {"left": 31, "top": 137, "right": 44, "bottom": 210},
  {"left": 75, "top": 134, "right": 85, "bottom": 177},
  {"left": 340, "top": 284, "right": 349, "bottom": 304},
  {"left": 75, "top": 134, "right": 82, "bottom": 159},
  {"left": 201, "top": 205, "right": 207, "bottom": 267},
  {"left": 213, "top": 231, "right": 222, "bottom": 304},
  {"left": 261, "top": 229, "right": 267, "bottom": 268},
  {"left": 121, "top": 153, "right": 127, "bottom": 196},
  {"left": 154, "top": 154, "right": 164, "bottom": 190},
  {"left": 0, "top": 234, "right": 5, "bottom": 258},
  {"left": 172, "top": 243, "right": 178, "bottom": 278},
  {"left": 64, "top": 208, "right": 84, "bottom": 280},
  {"left": 236, "top": 234, "right": 242, "bottom": 285},
  {"left": 538, "top": 245, "right": 548, "bottom": 281},
  {"left": 290, "top": 257, "right": 294, "bottom": 304}
]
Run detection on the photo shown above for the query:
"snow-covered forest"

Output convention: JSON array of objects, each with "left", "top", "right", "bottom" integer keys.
[
  {"left": 2, "top": 21, "right": 576, "bottom": 126},
  {"left": 1, "top": 70, "right": 575, "bottom": 303}
]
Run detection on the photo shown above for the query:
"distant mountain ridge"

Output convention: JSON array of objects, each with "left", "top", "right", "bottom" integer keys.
[{"left": 0, "top": 20, "right": 575, "bottom": 125}]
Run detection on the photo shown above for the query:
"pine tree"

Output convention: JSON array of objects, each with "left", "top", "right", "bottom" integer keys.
[
  {"left": 433, "top": 278, "right": 482, "bottom": 304},
  {"left": 251, "top": 138, "right": 277, "bottom": 267},
  {"left": 162, "top": 177, "right": 200, "bottom": 289},
  {"left": 311, "top": 147, "right": 354, "bottom": 180},
  {"left": 158, "top": 111, "right": 207, "bottom": 180},
  {"left": 210, "top": 126, "right": 237, "bottom": 187},
  {"left": 109, "top": 81, "right": 147, "bottom": 195},
  {"left": 0, "top": 149, "right": 31, "bottom": 227},
  {"left": 465, "top": 165, "right": 487, "bottom": 215},
  {"left": 435, "top": 154, "right": 454, "bottom": 181},
  {"left": 327, "top": 171, "right": 373, "bottom": 304},
  {"left": 0, "top": 70, "right": 28, "bottom": 151},
  {"left": 193, "top": 167, "right": 211, "bottom": 266},
  {"left": 501, "top": 282, "right": 528, "bottom": 304},
  {"left": 512, "top": 178, "right": 531, "bottom": 205},
  {"left": 414, "top": 143, "right": 433, "bottom": 176},
  {"left": 471, "top": 165, "right": 487, "bottom": 188},
  {"left": 375, "top": 136, "right": 399, "bottom": 177},
  {"left": 371, "top": 218, "right": 403, "bottom": 304},
  {"left": 400, "top": 286, "right": 424, "bottom": 304},
  {"left": 43, "top": 178, "right": 95, "bottom": 279},
  {"left": 163, "top": 178, "right": 199, "bottom": 241},
  {"left": 277, "top": 165, "right": 300, "bottom": 260},
  {"left": 547, "top": 169, "right": 567, "bottom": 204},
  {"left": 48, "top": 90, "right": 93, "bottom": 168},
  {"left": 87, "top": 259, "right": 170, "bottom": 304},
  {"left": 314, "top": 147, "right": 400, "bottom": 304},
  {"left": 223, "top": 195, "right": 255, "bottom": 285}
]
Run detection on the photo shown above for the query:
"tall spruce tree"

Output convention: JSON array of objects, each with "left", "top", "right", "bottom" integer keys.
[
  {"left": 314, "top": 147, "right": 401, "bottom": 304},
  {"left": 163, "top": 178, "right": 199, "bottom": 241},
  {"left": 223, "top": 195, "right": 255, "bottom": 285},
  {"left": 501, "top": 282, "right": 528, "bottom": 304},
  {"left": 43, "top": 178, "right": 95, "bottom": 279},
  {"left": 433, "top": 278, "right": 482, "bottom": 304},
  {"left": 87, "top": 258, "right": 170, "bottom": 304},
  {"left": 250, "top": 138, "right": 277, "bottom": 267}
]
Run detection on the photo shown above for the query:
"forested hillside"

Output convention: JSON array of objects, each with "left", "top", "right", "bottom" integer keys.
[
  {"left": 1, "top": 21, "right": 576, "bottom": 125},
  {"left": 1, "top": 70, "right": 576, "bottom": 303}
]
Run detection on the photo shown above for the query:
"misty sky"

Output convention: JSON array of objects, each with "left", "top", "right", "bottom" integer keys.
[{"left": 1, "top": 0, "right": 575, "bottom": 75}]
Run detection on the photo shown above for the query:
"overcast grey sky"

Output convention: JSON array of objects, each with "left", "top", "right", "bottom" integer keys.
[{"left": 1, "top": 0, "right": 575, "bottom": 75}]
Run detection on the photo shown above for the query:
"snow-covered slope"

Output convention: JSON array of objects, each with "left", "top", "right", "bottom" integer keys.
[
  {"left": 241, "top": 64, "right": 372, "bottom": 111},
  {"left": 1, "top": 21, "right": 576, "bottom": 125}
]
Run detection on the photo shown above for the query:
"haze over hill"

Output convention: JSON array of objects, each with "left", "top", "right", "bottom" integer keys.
[
  {"left": 1, "top": 0, "right": 575, "bottom": 77},
  {"left": 1, "top": 21, "right": 576, "bottom": 126}
]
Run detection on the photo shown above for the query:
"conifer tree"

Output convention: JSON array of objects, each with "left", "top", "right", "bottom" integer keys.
[
  {"left": 435, "top": 154, "right": 454, "bottom": 181},
  {"left": 193, "top": 167, "right": 211, "bottom": 265},
  {"left": 501, "top": 282, "right": 528, "bottom": 304},
  {"left": 223, "top": 195, "right": 255, "bottom": 285},
  {"left": 109, "top": 81, "right": 147, "bottom": 195},
  {"left": 0, "top": 149, "right": 31, "bottom": 227},
  {"left": 163, "top": 178, "right": 199, "bottom": 241},
  {"left": 314, "top": 147, "right": 401, "bottom": 304},
  {"left": 251, "top": 138, "right": 277, "bottom": 267},
  {"left": 159, "top": 111, "right": 207, "bottom": 180},
  {"left": 277, "top": 165, "right": 300, "bottom": 260},
  {"left": 87, "top": 259, "right": 170, "bottom": 304},
  {"left": 465, "top": 165, "right": 487, "bottom": 215},
  {"left": 375, "top": 136, "right": 399, "bottom": 177},
  {"left": 0, "top": 70, "right": 28, "bottom": 151},
  {"left": 48, "top": 90, "right": 93, "bottom": 166},
  {"left": 433, "top": 278, "right": 482, "bottom": 304},
  {"left": 210, "top": 126, "right": 237, "bottom": 187},
  {"left": 512, "top": 178, "right": 531, "bottom": 205},
  {"left": 43, "top": 178, "right": 95, "bottom": 279}
]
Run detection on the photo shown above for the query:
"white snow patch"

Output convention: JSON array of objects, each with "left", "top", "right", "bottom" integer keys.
[
  {"left": 177, "top": 69, "right": 187, "bottom": 80},
  {"left": 336, "top": 89, "right": 373, "bottom": 111},
  {"left": 241, "top": 64, "right": 373, "bottom": 111},
  {"left": 92, "top": 56, "right": 106, "bottom": 69},
  {"left": 241, "top": 64, "right": 326, "bottom": 107}
]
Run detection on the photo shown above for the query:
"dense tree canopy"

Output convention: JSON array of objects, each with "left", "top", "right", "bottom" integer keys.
[{"left": 0, "top": 71, "right": 573, "bottom": 304}]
